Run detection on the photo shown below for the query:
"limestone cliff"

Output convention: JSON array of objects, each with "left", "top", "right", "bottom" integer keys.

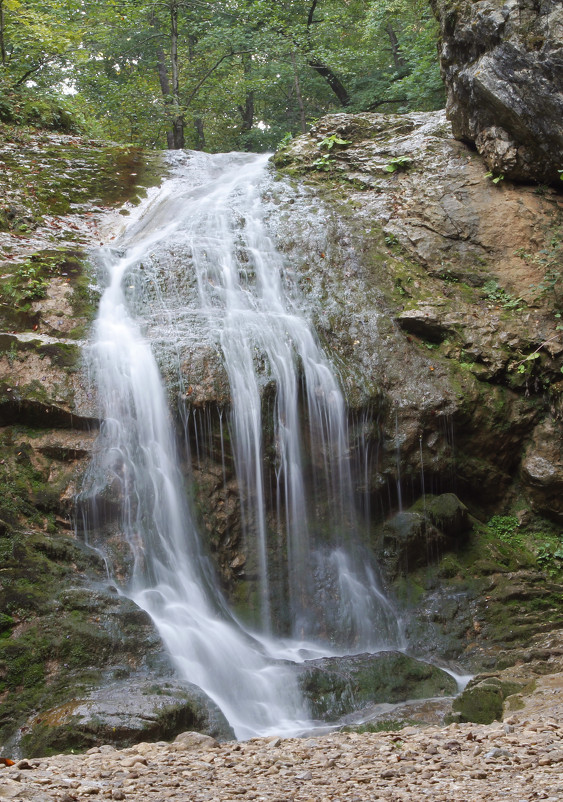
[
  {"left": 430, "top": 0, "right": 563, "bottom": 184},
  {"left": 0, "top": 106, "right": 562, "bottom": 753}
]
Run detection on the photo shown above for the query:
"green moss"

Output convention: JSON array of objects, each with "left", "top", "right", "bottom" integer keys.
[
  {"left": 0, "top": 248, "right": 98, "bottom": 333},
  {"left": 451, "top": 677, "right": 524, "bottom": 724},
  {"left": 0, "top": 137, "right": 164, "bottom": 234},
  {"left": 392, "top": 575, "right": 426, "bottom": 606},
  {"left": 340, "top": 719, "right": 412, "bottom": 733},
  {"left": 451, "top": 681, "right": 503, "bottom": 724}
]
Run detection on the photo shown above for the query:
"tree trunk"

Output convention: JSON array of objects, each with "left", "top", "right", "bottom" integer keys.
[
  {"left": 291, "top": 53, "right": 307, "bottom": 133},
  {"left": 237, "top": 55, "right": 254, "bottom": 149},
  {"left": 386, "top": 23, "right": 406, "bottom": 71},
  {"left": 0, "top": 0, "right": 6, "bottom": 66},
  {"left": 194, "top": 116, "right": 205, "bottom": 150},
  {"left": 169, "top": 1, "right": 184, "bottom": 149},
  {"left": 150, "top": 8, "right": 176, "bottom": 149},
  {"left": 305, "top": 0, "right": 350, "bottom": 107},
  {"left": 307, "top": 60, "right": 350, "bottom": 106},
  {"left": 157, "top": 45, "right": 171, "bottom": 97}
]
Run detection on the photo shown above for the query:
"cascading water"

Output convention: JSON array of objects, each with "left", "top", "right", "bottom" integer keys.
[{"left": 82, "top": 150, "right": 401, "bottom": 738}]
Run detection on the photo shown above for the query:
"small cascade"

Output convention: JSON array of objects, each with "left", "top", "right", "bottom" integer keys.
[{"left": 81, "top": 150, "right": 402, "bottom": 737}]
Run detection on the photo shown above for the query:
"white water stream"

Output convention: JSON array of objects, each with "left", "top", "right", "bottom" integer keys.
[{"left": 83, "top": 151, "right": 402, "bottom": 738}]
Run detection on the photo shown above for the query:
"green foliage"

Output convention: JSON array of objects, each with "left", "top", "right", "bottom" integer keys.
[
  {"left": 536, "top": 539, "right": 563, "bottom": 575},
  {"left": 311, "top": 153, "right": 336, "bottom": 172},
  {"left": 359, "top": 0, "right": 444, "bottom": 113},
  {"left": 485, "top": 171, "right": 504, "bottom": 184},
  {"left": 487, "top": 515, "right": 521, "bottom": 545},
  {"left": 482, "top": 280, "right": 525, "bottom": 310},
  {"left": 341, "top": 719, "right": 410, "bottom": 733},
  {"left": 525, "top": 228, "right": 563, "bottom": 306},
  {"left": 0, "top": 0, "right": 444, "bottom": 149},
  {"left": 0, "top": 251, "right": 77, "bottom": 315},
  {"left": 384, "top": 155, "right": 412, "bottom": 173},
  {"left": 516, "top": 351, "right": 540, "bottom": 374},
  {"left": 278, "top": 132, "right": 294, "bottom": 148},
  {"left": 319, "top": 134, "right": 352, "bottom": 150},
  {"left": 485, "top": 515, "right": 563, "bottom": 577}
]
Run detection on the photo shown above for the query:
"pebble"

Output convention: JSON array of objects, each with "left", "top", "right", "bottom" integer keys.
[{"left": 0, "top": 713, "right": 562, "bottom": 802}]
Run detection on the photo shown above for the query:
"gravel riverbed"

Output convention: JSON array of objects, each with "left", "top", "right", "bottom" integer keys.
[{"left": 1, "top": 675, "right": 561, "bottom": 802}]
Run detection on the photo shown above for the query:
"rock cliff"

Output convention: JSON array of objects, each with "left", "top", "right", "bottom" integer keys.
[
  {"left": 0, "top": 102, "right": 562, "bottom": 753},
  {"left": 430, "top": 0, "right": 563, "bottom": 184}
]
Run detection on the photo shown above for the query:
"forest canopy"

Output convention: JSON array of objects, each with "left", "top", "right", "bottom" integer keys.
[{"left": 0, "top": 0, "right": 443, "bottom": 151}]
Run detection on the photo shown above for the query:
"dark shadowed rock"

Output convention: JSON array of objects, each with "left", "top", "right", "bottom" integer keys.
[
  {"left": 374, "top": 494, "right": 471, "bottom": 580},
  {"left": 431, "top": 0, "right": 563, "bottom": 183}
]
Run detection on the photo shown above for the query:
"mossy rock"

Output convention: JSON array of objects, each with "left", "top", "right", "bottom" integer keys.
[
  {"left": 421, "top": 493, "right": 471, "bottom": 538},
  {"left": 451, "top": 675, "right": 524, "bottom": 724},
  {"left": 19, "top": 679, "right": 235, "bottom": 756},
  {"left": 297, "top": 651, "right": 456, "bottom": 721}
]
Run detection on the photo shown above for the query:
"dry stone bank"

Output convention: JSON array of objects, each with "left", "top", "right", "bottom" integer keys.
[
  {"left": 0, "top": 712, "right": 561, "bottom": 800},
  {"left": 0, "top": 678, "right": 561, "bottom": 802}
]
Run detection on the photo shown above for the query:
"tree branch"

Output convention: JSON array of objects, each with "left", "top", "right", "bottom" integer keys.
[
  {"left": 307, "top": 0, "right": 319, "bottom": 28},
  {"left": 12, "top": 61, "right": 46, "bottom": 88},
  {"left": 366, "top": 97, "right": 408, "bottom": 110},
  {"left": 183, "top": 50, "right": 242, "bottom": 109}
]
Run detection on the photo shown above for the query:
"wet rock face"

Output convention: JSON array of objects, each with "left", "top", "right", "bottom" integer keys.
[
  {"left": 273, "top": 109, "right": 562, "bottom": 511},
  {"left": 0, "top": 133, "right": 177, "bottom": 755},
  {"left": 430, "top": 0, "right": 563, "bottom": 183}
]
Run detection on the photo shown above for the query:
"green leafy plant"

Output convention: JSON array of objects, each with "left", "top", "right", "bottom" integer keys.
[
  {"left": 384, "top": 155, "right": 412, "bottom": 173},
  {"left": 485, "top": 171, "right": 504, "bottom": 184},
  {"left": 311, "top": 153, "right": 336, "bottom": 172},
  {"left": 516, "top": 352, "right": 540, "bottom": 374},
  {"left": 319, "top": 134, "right": 352, "bottom": 150},
  {"left": 487, "top": 515, "right": 521, "bottom": 545},
  {"left": 536, "top": 540, "right": 563, "bottom": 575},
  {"left": 483, "top": 280, "right": 525, "bottom": 310},
  {"left": 278, "top": 132, "right": 293, "bottom": 147}
]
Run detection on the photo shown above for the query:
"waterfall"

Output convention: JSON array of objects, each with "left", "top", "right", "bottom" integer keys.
[{"left": 82, "top": 150, "right": 401, "bottom": 738}]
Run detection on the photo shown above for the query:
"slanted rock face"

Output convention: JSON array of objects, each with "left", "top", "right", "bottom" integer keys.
[
  {"left": 273, "top": 109, "right": 562, "bottom": 507},
  {"left": 521, "top": 417, "right": 563, "bottom": 521},
  {"left": 430, "top": 0, "right": 563, "bottom": 184}
]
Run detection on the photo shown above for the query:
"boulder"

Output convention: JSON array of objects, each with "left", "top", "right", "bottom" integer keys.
[
  {"left": 521, "top": 417, "right": 563, "bottom": 520},
  {"left": 375, "top": 494, "right": 471, "bottom": 580},
  {"left": 430, "top": 0, "right": 563, "bottom": 183},
  {"left": 297, "top": 651, "right": 457, "bottom": 721},
  {"left": 423, "top": 493, "right": 471, "bottom": 538},
  {"left": 20, "top": 678, "right": 234, "bottom": 756},
  {"left": 450, "top": 675, "right": 521, "bottom": 724}
]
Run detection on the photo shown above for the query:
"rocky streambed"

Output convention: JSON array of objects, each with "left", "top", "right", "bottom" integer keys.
[{"left": 0, "top": 673, "right": 561, "bottom": 802}]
